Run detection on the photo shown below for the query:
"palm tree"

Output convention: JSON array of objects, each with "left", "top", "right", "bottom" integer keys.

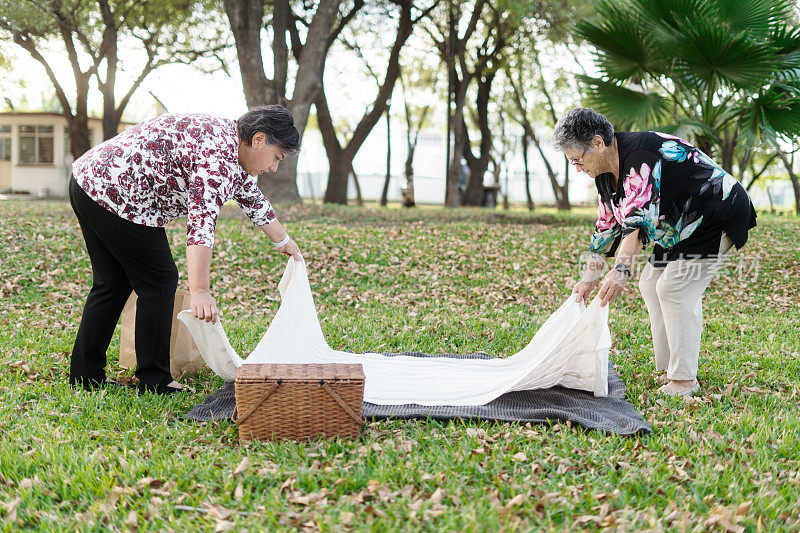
[{"left": 576, "top": 0, "right": 800, "bottom": 180}]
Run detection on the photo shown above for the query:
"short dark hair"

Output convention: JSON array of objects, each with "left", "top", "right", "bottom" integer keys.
[
  {"left": 236, "top": 105, "right": 301, "bottom": 154},
  {"left": 553, "top": 107, "right": 614, "bottom": 151}
]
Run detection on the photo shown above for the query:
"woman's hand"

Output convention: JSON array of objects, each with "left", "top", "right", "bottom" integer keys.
[
  {"left": 597, "top": 269, "right": 628, "bottom": 307},
  {"left": 190, "top": 288, "right": 219, "bottom": 323},
  {"left": 278, "top": 238, "right": 303, "bottom": 261},
  {"left": 572, "top": 279, "right": 598, "bottom": 305}
]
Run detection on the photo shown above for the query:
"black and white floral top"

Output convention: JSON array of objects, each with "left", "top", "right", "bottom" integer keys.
[
  {"left": 590, "top": 131, "right": 757, "bottom": 264},
  {"left": 72, "top": 113, "right": 277, "bottom": 248}
]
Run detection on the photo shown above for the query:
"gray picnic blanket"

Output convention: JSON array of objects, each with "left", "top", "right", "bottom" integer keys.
[{"left": 185, "top": 352, "right": 651, "bottom": 436}]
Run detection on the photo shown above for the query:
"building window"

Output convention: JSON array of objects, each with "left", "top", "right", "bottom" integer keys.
[
  {"left": 0, "top": 125, "right": 10, "bottom": 161},
  {"left": 64, "top": 127, "right": 71, "bottom": 159},
  {"left": 19, "top": 125, "right": 54, "bottom": 165}
]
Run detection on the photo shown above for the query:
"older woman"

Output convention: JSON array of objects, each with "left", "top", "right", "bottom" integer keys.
[
  {"left": 555, "top": 108, "right": 756, "bottom": 397},
  {"left": 69, "top": 105, "right": 302, "bottom": 395}
]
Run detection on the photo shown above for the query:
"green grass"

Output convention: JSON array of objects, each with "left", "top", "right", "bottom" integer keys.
[{"left": 1, "top": 199, "right": 799, "bottom": 531}]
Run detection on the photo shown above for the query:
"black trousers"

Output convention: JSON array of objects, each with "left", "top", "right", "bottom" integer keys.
[{"left": 68, "top": 177, "right": 177, "bottom": 388}]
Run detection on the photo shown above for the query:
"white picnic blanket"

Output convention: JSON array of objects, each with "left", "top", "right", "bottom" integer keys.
[{"left": 178, "top": 258, "right": 611, "bottom": 405}]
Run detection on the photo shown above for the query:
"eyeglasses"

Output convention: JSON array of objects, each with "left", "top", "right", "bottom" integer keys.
[{"left": 568, "top": 144, "right": 590, "bottom": 167}]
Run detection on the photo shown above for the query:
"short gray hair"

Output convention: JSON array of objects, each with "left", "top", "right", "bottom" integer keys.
[
  {"left": 236, "top": 105, "right": 301, "bottom": 154},
  {"left": 552, "top": 108, "right": 614, "bottom": 152}
]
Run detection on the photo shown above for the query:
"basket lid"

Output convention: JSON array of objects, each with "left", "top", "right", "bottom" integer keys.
[{"left": 235, "top": 363, "right": 365, "bottom": 383}]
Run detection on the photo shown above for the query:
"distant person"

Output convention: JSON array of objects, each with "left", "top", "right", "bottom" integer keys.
[
  {"left": 69, "top": 105, "right": 302, "bottom": 395},
  {"left": 555, "top": 108, "right": 756, "bottom": 397}
]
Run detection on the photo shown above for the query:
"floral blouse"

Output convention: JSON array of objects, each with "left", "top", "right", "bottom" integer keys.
[
  {"left": 72, "top": 113, "right": 277, "bottom": 248},
  {"left": 590, "top": 132, "right": 757, "bottom": 264}
]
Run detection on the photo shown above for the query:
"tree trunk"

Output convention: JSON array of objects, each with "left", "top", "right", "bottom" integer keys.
[
  {"left": 778, "top": 151, "right": 800, "bottom": 215},
  {"left": 68, "top": 114, "right": 91, "bottom": 158},
  {"left": 403, "top": 144, "right": 416, "bottom": 207},
  {"left": 228, "top": 0, "right": 341, "bottom": 205},
  {"left": 380, "top": 108, "right": 391, "bottom": 206},
  {"left": 223, "top": 0, "right": 272, "bottom": 106},
  {"left": 720, "top": 129, "right": 737, "bottom": 175},
  {"left": 441, "top": 0, "right": 486, "bottom": 208},
  {"left": 445, "top": 78, "right": 470, "bottom": 207},
  {"left": 446, "top": 115, "right": 467, "bottom": 207},
  {"left": 521, "top": 132, "right": 534, "bottom": 211},
  {"left": 527, "top": 127, "right": 569, "bottom": 210},
  {"left": 556, "top": 156, "right": 571, "bottom": 210},
  {"left": 324, "top": 154, "right": 351, "bottom": 204},
  {"left": 256, "top": 155, "right": 298, "bottom": 205},
  {"left": 319, "top": 0, "right": 412, "bottom": 205},
  {"left": 71, "top": 74, "right": 92, "bottom": 157},
  {"left": 461, "top": 69, "right": 495, "bottom": 206},
  {"left": 351, "top": 166, "right": 363, "bottom": 206}
]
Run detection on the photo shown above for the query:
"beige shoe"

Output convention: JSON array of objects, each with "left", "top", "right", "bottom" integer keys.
[
  {"left": 659, "top": 380, "right": 701, "bottom": 397},
  {"left": 657, "top": 372, "right": 669, "bottom": 385}
]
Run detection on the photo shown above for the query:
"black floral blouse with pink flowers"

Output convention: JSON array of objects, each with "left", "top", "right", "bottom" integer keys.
[
  {"left": 590, "top": 131, "right": 757, "bottom": 265},
  {"left": 72, "top": 113, "right": 277, "bottom": 248}
]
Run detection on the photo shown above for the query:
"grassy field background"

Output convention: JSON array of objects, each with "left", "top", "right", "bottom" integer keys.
[{"left": 1, "top": 199, "right": 798, "bottom": 531}]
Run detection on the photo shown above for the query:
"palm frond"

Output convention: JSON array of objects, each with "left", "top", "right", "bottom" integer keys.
[
  {"left": 709, "top": 0, "right": 793, "bottom": 36},
  {"left": 575, "top": 0, "right": 663, "bottom": 80},
  {"left": 771, "top": 25, "right": 800, "bottom": 82},
  {"left": 630, "top": 0, "right": 714, "bottom": 32},
  {"left": 655, "top": 119, "right": 721, "bottom": 144},
  {"left": 669, "top": 17, "right": 780, "bottom": 91},
  {"left": 736, "top": 83, "right": 800, "bottom": 143},
  {"left": 578, "top": 75, "right": 668, "bottom": 129}
]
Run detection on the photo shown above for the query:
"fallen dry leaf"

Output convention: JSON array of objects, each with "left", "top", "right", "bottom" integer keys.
[
  {"left": 705, "top": 505, "right": 744, "bottom": 533},
  {"left": 233, "top": 457, "right": 250, "bottom": 477},
  {"left": 214, "top": 520, "right": 235, "bottom": 532},
  {"left": 136, "top": 477, "right": 164, "bottom": 490},
  {"left": 3, "top": 497, "right": 22, "bottom": 522},
  {"left": 205, "top": 504, "right": 233, "bottom": 521},
  {"left": 506, "top": 494, "right": 527, "bottom": 508},
  {"left": 364, "top": 505, "right": 386, "bottom": 518},
  {"left": 124, "top": 511, "right": 138, "bottom": 529},
  {"left": 430, "top": 487, "right": 446, "bottom": 505},
  {"left": 735, "top": 501, "right": 752, "bottom": 516}
]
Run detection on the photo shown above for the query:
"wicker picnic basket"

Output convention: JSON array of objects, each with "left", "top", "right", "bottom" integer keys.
[{"left": 233, "top": 363, "right": 365, "bottom": 441}]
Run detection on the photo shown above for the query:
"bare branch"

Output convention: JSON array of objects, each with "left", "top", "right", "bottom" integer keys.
[
  {"left": 3, "top": 28, "right": 73, "bottom": 117},
  {"left": 327, "top": 0, "right": 365, "bottom": 49}
]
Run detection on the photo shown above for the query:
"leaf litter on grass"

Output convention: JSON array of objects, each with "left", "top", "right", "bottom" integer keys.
[{"left": 0, "top": 200, "right": 799, "bottom": 530}]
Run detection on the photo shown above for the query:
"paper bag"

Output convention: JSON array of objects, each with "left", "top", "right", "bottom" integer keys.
[{"left": 119, "top": 288, "right": 205, "bottom": 378}]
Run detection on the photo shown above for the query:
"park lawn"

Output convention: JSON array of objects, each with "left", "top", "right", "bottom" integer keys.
[{"left": 0, "top": 198, "right": 798, "bottom": 532}]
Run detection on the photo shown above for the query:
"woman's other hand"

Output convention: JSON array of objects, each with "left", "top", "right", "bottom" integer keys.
[
  {"left": 190, "top": 288, "right": 219, "bottom": 323},
  {"left": 278, "top": 239, "right": 303, "bottom": 261},
  {"left": 597, "top": 269, "right": 627, "bottom": 307},
  {"left": 572, "top": 280, "right": 598, "bottom": 305}
]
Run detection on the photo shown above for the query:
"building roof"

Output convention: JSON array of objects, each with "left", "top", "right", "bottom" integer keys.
[{"left": 0, "top": 111, "right": 135, "bottom": 125}]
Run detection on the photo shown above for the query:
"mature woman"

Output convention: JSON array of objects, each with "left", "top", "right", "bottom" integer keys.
[
  {"left": 69, "top": 105, "right": 302, "bottom": 395},
  {"left": 555, "top": 108, "right": 756, "bottom": 397}
]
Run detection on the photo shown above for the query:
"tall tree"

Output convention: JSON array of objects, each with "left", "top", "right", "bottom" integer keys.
[
  {"left": 425, "top": 0, "right": 486, "bottom": 207},
  {"left": 398, "top": 64, "right": 438, "bottom": 207},
  {"left": 777, "top": 149, "right": 800, "bottom": 214},
  {"left": 428, "top": 0, "right": 569, "bottom": 206},
  {"left": 504, "top": 40, "right": 577, "bottom": 210},
  {"left": 315, "top": 0, "right": 434, "bottom": 205},
  {"left": 223, "top": 0, "right": 354, "bottom": 204},
  {"left": 577, "top": 0, "right": 800, "bottom": 179},
  {"left": 0, "top": 0, "right": 225, "bottom": 157}
]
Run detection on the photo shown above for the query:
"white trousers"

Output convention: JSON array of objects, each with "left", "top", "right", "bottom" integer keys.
[{"left": 638, "top": 234, "right": 734, "bottom": 381}]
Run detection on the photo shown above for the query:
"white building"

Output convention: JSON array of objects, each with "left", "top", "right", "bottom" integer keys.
[{"left": 0, "top": 112, "right": 127, "bottom": 197}]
